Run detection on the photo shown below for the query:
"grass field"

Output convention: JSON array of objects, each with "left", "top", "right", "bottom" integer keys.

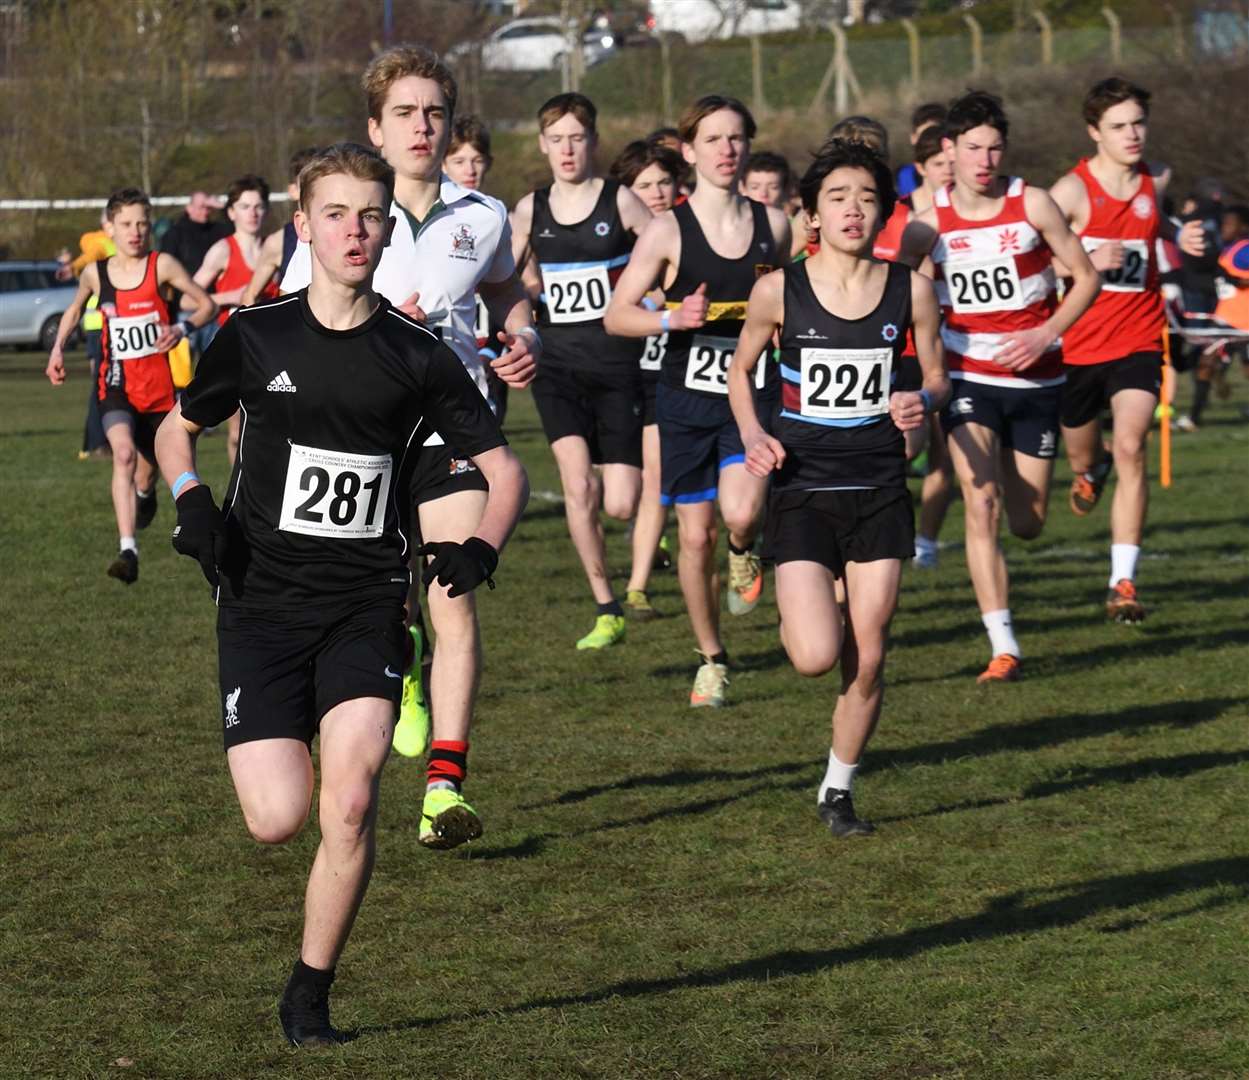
[{"left": 3, "top": 347, "right": 1247, "bottom": 1079}]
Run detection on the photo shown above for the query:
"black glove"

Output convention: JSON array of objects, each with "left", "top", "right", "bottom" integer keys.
[
  {"left": 417, "top": 536, "right": 498, "bottom": 598},
  {"left": 171, "top": 484, "right": 228, "bottom": 588}
]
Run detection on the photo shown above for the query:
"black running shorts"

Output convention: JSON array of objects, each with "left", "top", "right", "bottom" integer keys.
[
  {"left": 641, "top": 370, "right": 660, "bottom": 428},
  {"left": 409, "top": 440, "right": 489, "bottom": 506},
  {"left": 99, "top": 395, "right": 165, "bottom": 462},
  {"left": 216, "top": 599, "right": 405, "bottom": 750},
  {"left": 531, "top": 363, "right": 643, "bottom": 467},
  {"left": 1060, "top": 351, "right": 1162, "bottom": 429},
  {"left": 940, "top": 379, "right": 1062, "bottom": 459},
  {"left": 764, "top": 487, "right": 914, "bottom": 578}
]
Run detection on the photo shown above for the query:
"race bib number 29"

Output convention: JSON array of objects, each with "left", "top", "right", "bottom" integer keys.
[
  {"left": 684, "top": 334, "right": 767, "bottom": 393},
  {"left": 278, "top": 443, "right": 392, "bottom": 539},
  {"left": 800, "top": 347, "right": 892, "bottom": 420}
]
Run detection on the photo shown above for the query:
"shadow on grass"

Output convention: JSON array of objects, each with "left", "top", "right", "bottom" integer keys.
[
  {"left": 356, "top": 855, "right": 1249, "bottom": 1039},
  {"left": 873, "top": 748, "right": 1249, "bottom": 824},
  {"left": 522, "top": 760, "right": 811, "bottom": 809}
]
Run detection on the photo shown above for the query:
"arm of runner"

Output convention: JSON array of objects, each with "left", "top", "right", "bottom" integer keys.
[
  {"left": 617, "top": 183, "right": 654, "bottom": 237},
  {"left": 896, "top": 210, "right": 938, "bottom": 271},
  {"left": 45, "top": 268, "right": 97, "bottom": 386},
  {"left": 728, "top": 270, "right": 786, "bottom": 478},
  {"left": 510, "top": 193, "right": 535, "bottom": 277},
  {"left": 184, "top": 239, "right": 229, "bottom": 312},
  {"left": 892, "top": 271, "right": 950, "bottom": 432},
  {"left": 789, "top": 208, "right": 813, "bottom": 259},
  {"left": 766, "top": 204, "right": 793, "bottom": 262},
  {"left": 240, "top": 230, "right": 283, "bottom": 306},
  {"left": 158, "top": 253, "right": 216, "bottom": 351},
  {"left": 995, "top": 187, "right": 1101, "bottom": 371},
  {"left": 1047, "top": 172, "right": 1117, "bottom": 277},
  {"left": 604, "top": 214, "right": 703, "bottom": 338},
  {"left": 1148, "top": 165, "right": 1204, "bottom": 256},
  {"left": 480, "top": 273, "right": 539, "bottom": 389}
]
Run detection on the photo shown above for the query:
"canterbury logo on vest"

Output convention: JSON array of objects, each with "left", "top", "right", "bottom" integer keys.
[{"left": 266, "top": 371, "right": 297, "bottom": 393}]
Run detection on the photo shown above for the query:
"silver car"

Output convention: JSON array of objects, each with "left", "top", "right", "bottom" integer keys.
[{"left": 0, "top": 261, "right": 79, "bottom": 350}]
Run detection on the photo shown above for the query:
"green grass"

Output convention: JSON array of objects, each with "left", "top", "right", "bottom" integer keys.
[{"left": 2, "top": 347, "right": 1247, "bottom": 1078}]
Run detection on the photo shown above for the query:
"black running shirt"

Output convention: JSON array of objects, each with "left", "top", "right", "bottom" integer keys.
[{"left": 180, "top": 290, "right": 506, "bottom": 608}]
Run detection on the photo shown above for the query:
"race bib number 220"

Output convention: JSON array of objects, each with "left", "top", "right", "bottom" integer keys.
[{"left": 278, "top": 443, "right": 392, "bottom": 539}]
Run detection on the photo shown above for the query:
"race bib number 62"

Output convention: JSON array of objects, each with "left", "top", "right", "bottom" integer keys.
[{"left": 278, "top": 443, "right": 392, "bottom": 539}]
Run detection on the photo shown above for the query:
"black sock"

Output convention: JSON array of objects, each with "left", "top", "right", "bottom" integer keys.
[
  {"left": 1191, "top": 378, "right": 1211, "bottom": 423},
  {"left": 702, "top": 650, "right": 728, "bottom": 667},
  {"left": 285, "top": 958, "right": 335, "bottom": 1001},
  {"left": 727, "top": 540, "right": 750, "bottom": 556},
  {"left": 597, "top": 600, "right": 623, "bottom": 617}
]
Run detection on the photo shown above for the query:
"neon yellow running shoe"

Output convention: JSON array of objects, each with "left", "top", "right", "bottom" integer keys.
[
  {"left": 623, "top": 589, "right": 658, "bottom": 620},
  {"left": 391, "top": 625, "right": 430, "bottom": 758},
  {"left": 727, "top": 549, "right": 763, "bottom": 615},
  {"left": 419, "top": 786, "right": 483, "bottom": 849},
  {"left": 576, "top": 613, "right": 626, "bottom": 650}
]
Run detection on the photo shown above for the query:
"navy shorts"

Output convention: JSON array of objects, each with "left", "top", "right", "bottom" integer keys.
[
  {"left": 655, "top": 383, "right": 750, "bottom": 505},
  {"left": 940, "top": 378, "right": 1062, "bottom": 460},
  {"left": 216, "top": 599, "right": 405, "bottom": 750}
]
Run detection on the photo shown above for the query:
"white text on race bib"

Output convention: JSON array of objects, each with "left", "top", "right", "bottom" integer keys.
[
  {"left": 800, "top": 347, "right": 892, "bottom": 419},
  {"left": 543, "top": 263, "right": 611, "bottom": 324},
  {"left": 279, "top": 443, "right": 392, "bottom": 539},
  {"left": 946, "top": 257, "right": 1023, "bottom": 313}
]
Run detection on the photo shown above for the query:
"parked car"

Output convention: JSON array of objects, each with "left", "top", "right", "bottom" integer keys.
[
  {"left": 451, "top": 17, "right": 615, "bottom": 72},
  {"left": 0, "top": 261, "right": 79, "bottom": 350},
  {"left": 645, "top": 0, "right": 801, "bottom": 43}
]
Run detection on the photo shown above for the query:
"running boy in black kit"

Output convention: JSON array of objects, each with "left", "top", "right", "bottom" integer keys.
[
  {"left": 728, "top": 140, "right": 948, "bottom": 836},
  {"left": 154, "top": 143, "right": 528, "bottom": 1046}
]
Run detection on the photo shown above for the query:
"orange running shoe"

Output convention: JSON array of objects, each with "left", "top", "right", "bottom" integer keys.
[
  {"left": 1069, "top": 473, "right": 1105, "bottom": 516},
  {"left": 977, "top": 653, "right": 1021, "bottom": 684},
  {"left": 1106, "top": 579, "right": 1146, "bottom": 623}
]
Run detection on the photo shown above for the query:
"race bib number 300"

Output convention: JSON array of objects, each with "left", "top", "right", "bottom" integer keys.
[
  {"left": 543, "top": 263, "right": 611, "bottom": 324},
  {"left": 108, "top": 312, "right": 163, "bottom": 361},
  {"left": 278, "top": 443, "right": 392, "bottom": 539},
  {"left": 1083, "top": 237, "right": 1149, "bottom": 292},
  {"left": 800, "top": 348, "right": 892, "bottom": 419},
  {"left": 946, "top": 257, "right": 1023, "bottom": 314},
  {"left": 684, "top": 334, "right": 767, "bottom": 393}
]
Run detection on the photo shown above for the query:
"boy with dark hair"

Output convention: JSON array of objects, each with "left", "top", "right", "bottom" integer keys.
[
  {"left": 155, "top": 141, "right": 528, "bottom": 1046},
  {"left": 511, "top": 92, "right": 653, "bottom": 649},
  {"left": 896, "top": 102, "right": 947, "bottom": 198},
  {"left": 729, "top": 139, "right": 948, "bottom": 836},
  {"left": 740, "top": 150, "right": 792, "bottom": 210},
  {"left": 46, "top": 188, "right": 215, "bottom": 582},
  {"left": 1050, "top": 76, "right": 1205, "bottom": 622},
  {"left": 242, "top": 146, "right": 323, "bottom": 306},
  {"left": 899, "top": 90, "right": 1101, "bottom": 682}
]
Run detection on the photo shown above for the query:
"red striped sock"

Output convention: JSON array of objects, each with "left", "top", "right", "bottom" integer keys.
[{"left": 427, "top": 740, "right": 468, "bottom": 789}]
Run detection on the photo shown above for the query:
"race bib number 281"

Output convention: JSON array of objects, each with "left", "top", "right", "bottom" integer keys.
[{"left": 278, "top": 443, "right": 392, "bottom": 539}]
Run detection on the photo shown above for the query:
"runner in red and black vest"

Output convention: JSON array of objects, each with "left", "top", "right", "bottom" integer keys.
[
  {"left": 899, "top": 91, "right": 1101, "bottom": 684},
  {"left": 45, "top": 187, "right": 215, "bottom": 583},
  {"left": 194, "top": 174, "right": 279, "bottom": 467},
  {"left": 1050, "top": 77, "right": 1207, "bottom": 624}
]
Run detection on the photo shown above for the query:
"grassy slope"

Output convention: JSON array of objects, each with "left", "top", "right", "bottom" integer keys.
[{"left": 2, "top": 348, "right": 1247, "bottom": 1078}]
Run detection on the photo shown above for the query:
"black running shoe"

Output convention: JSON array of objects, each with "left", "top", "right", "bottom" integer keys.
[
  {"left": 136, "top": 489, "right": 158, "bottom": 530},
  {"left": 107, "top": 549, "right": 138, "bottom": 585},
  {"left": 278, "top": 986, "right": 343, "bottom": 1048},
  {"left": 818, "top": 788, "right": 875, "bottom": 838}
]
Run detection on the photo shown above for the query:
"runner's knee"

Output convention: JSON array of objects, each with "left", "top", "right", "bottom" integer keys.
[{"left": 245, "top": 805, "right": 305, "bottom": 846}]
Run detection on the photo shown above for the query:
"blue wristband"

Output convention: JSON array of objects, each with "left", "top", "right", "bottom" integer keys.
[
  {"left": 919, "top": 389, "right": 933, "bottom": 412},
  {"left": 641, "top": 296, "right": 659, "bottom": 312},
  {"left": 660, "top": 309, "right": 671, "bottom": 333},
  {"left": 171, "top": 471, "right": 200, "bottom": 499}
]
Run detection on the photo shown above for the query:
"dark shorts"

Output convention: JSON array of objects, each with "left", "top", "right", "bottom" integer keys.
[
  {"left": 655, "top": 383, "right": 748, "bottom": 506},
  {"left": 894, "top": 353, "right": 922, "bottom": 393},
  {"left": 410, "top": 440, "right": 489, "bottom": 506},
  {"left": 99, "top": 396, "right": 165, "bottom": 462},
  {"left": 641, "top": 370, "right": 660, "bottom": 428},
  {"left": 940, "top": 378, "right": 1062, "bottom": 460},
  {"left": 531, "top": 363, "right": 643, "bottom": 467},
  {"left": 764, "top": 487, "right": 914, "bottom": 578},
  {"left": 1060, "top": 351, "right": 1162, "bottom": 429},
  {"left": 216, "top": 599, "right": 405, "bottom": 751}
]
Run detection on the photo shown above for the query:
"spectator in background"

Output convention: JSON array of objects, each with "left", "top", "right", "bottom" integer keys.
[
  {"left": 160, "top": 190, "right": 232, "bottom": 364},
  {"left": 895, "top": 102, "right": 946, "bottom": 199},
  {"left": 1175, "top": 178, "right": 1224, "bottom": 431},
  {"left": 73, "top": 210, "right": 116, "bottom": 459}
]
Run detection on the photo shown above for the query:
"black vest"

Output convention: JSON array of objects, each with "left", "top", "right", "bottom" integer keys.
[
  {"left": 773, "top": 260, "right": 911, "bottom": 490},
  {"left": 532, "top": 179, "right": 639, "bottom": 369}
]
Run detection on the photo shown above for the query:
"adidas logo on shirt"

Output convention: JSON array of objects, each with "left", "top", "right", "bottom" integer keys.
[{"left": 266, "top": 371, "right": 297, "bottom": 393}]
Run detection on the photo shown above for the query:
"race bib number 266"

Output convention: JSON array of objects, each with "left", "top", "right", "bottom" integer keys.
[{"left": 278, "top": 443, "right": 392, "bottom": 539}]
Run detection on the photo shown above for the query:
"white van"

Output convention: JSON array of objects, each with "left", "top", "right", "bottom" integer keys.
[{"left": 646, "top": 0, "right": 802, "bottom": 43}]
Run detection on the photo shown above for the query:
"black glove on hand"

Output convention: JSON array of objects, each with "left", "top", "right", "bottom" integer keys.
[
  {"left": 171, "top": 484, "right": 228, "bottom": 588},
  {"left": 418, "top": 536, "right": 499, "bottom": 598}
]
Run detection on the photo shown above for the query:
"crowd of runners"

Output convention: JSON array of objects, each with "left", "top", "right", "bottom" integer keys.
[{"left": 42, "top": 43, "right": 1247, "bottom": 1046}]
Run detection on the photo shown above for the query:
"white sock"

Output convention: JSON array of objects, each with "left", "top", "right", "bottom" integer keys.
[
  {"left": 915, "top": 535, "right": 939, "bottom": 558},
  {"left": 817, "top": 750, "right": 859, "bottom": 804},
  {"left": 1109, "top": 544, "right": 1140, "bottom": 587},
  {"left": 119, "top": 536, "right": 137, "bottom": 554},
  {"left": 981, "top": 609, "right": 1020, "bottom": 659}
]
